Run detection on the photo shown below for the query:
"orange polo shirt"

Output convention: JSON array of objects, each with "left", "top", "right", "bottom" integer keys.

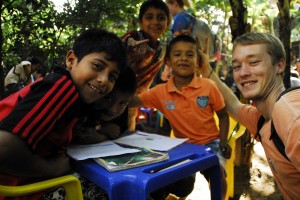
[
  {"left": 138, "top": 75, "right": 225, "bottom": 144},
  {"left": 238, "top": 89, "right": 300, "bottom": 199}
]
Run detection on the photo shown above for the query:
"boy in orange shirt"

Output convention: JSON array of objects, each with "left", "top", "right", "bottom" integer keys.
[{"left": 130, "top": 35, "right": 231, "bottom": 199}]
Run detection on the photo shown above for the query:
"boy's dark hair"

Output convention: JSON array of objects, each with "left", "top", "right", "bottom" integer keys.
[
  {"left": 28, "top": 57, "right": 41, "bottom": 66},
  {"left": 166, "top": 35, "right": 198, "bottom": 58},
  {"left": 35, "top": 66, "right": 49, "bottom": 77},
  {"left": 73, "top": 28, "right": 127, "bottom": 72},
  {"left": 139, "top": 0, "right": 170, "bottom": 23},
  {"left": 114, "top": 67, "right": 137, "bottom": 95}
]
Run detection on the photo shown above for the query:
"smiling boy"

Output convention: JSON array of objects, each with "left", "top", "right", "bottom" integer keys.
[
  {"left": 73, "top": 67, "right": 137, "bottom": 144},
  {"left": 0, "top": 28, "right": 127, "bottom": 200},
  {"left": 130, "top": 35, "right": 230, "bottom": 199},
  {"left": 121, "top": 0, "right": 171, "bottom": 131}
]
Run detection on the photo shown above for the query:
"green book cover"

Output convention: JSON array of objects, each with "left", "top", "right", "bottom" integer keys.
[{"left": 94, "top": 148, "right": 169, "bottom": 172}]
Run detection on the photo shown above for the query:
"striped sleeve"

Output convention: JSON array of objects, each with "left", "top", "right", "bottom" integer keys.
[{"left": 0, "top": 73, "right": 79, "bottom": 149}]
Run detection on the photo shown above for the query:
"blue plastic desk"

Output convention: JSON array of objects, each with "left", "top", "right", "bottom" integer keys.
[{"left": 72, "top": 142, "right": 221, "bottom": 200}]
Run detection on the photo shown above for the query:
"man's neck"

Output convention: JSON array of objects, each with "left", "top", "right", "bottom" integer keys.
[{"left": 254, "top": 83, "right": 285, "bottom": 121}]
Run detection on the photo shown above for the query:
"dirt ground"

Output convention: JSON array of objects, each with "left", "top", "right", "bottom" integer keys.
[
  {"left": 231, "top": 142, "right": 282, "bottom": 200},
  {"left": 139, "top": 115, "right": 283, "bottom": 200},
  {"left": 186, "top": 142, "right": 282, "bottom": 200}
]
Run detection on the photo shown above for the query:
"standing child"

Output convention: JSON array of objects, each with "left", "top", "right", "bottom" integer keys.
[
  {"left": 130, "top": 35, "right": 231, "bottom": 199},
  {"left": 165, "top": 0, "right": 193, "bottom": 37},
  {"left": 0, "top": 28, "right": 127, "bottom": 200},
  {"left": 121, "top": 0, "right": 171, "bottom": 131}
]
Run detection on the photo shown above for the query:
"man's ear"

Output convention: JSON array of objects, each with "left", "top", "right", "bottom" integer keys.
[
  {"left": 65, "top": 50, "right": 77, "bottom": 69},
  {"left": 277, "top": 58, "right": 286, "bottom": 74}
]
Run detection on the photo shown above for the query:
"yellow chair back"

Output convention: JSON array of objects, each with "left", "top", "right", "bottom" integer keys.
[{"left": 0, "top": 175, "right": 83, "bottom": 200}]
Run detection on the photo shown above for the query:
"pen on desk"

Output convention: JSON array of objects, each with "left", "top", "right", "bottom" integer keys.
[
  {"left": 224, "top": 122, "right": 239, "bottom": 148},
  {"left": 150, "top": 159, "right": 192, "bottom": 173}
]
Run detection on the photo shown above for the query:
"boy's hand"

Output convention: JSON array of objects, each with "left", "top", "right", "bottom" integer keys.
[
  {"left": 127, "top": 37, "right": 149, "bottom": 47},
  {"left": 196, "top": 36, "right": 212, "bottom": 77},
  {"left": 173, "top": 22, "right": 193, "bottom": 36},
  {"left": 73, "top": 126, "right": 108, "bottom": 144},
  {"left": 123, "top": 34, "right": 153, "bottom": 69},
  {"left": 100, "top": 123, "right": 121, "bottom": 139},
  {"left": 219, "top": 145, "right": 232, "bottom": 159}
]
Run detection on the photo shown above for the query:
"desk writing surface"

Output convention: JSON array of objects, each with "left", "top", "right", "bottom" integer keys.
[{"left": 72, "top": 142, "right": 222, "bottom": 200}]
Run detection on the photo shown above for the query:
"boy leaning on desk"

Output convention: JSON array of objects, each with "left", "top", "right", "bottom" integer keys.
[
  {"left": 0, "top": 28, "right": 128, "bottom": 200},
  {"left": 129, "top": 35, "right": 232, "bottom": 200}
]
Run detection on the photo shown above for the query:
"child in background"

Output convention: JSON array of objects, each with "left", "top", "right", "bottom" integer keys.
[
  {"left": 73, "top": 67, "right": 137, "bottom": 144},
  {"left": 165, "top": 0, "right": 193, "bottom": 37},
  {"left": 121, "top": 0, "right": 171, "bottom": 131},
  {"left": 130, "top": 35, "right": 231, "bottom": 199},
  {"left": 0, "top": 28, "right": 127, "bottom": 200}
]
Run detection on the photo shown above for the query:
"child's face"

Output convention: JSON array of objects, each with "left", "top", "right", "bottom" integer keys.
[
  {"left": 166, "top": 1, "right": 177, "bottom": 17},
  {"left": 66, "top": 51, "right": 120, "bottom": 104},
  {"left": 95, "top": 90, "right": 133, "bottom": 121},
  {"left": 139, "top": 7, "right": 168, "bottom": 40},
  {"left": 166, "top": 41, "right": 198, "bottom": 78}
]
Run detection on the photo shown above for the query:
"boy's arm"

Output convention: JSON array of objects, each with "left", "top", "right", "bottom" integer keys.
[
  {"left": 128, "top": 95, "right": 144, "bottom": 108},
  {"left": 198, "top": 44, "right": 242, "bottom": 120},
  {"left": 216, "top": 108, "right": 229, "bottom": 147},
  {"left": 209, "top": 69, "right": 241, "bottom": 119},
  {"left": 0, "top": 130, "right": 71, "bottom": 177},
  {"left": 216, "top": 108, "right": 231, "bottom": 159}
]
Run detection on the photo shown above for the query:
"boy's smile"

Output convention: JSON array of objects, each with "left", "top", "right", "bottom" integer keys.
[{"left": 67, "top": 51, "right": 120, "bottom": 104}]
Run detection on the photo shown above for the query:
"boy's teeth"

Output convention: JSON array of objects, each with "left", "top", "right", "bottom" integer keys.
[{"left": 90, "top": 84, "right": 100, "bottom": 93}]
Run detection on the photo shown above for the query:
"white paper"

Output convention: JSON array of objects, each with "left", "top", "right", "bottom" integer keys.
[
  {"left": 113, "top": 131, "right": 188, "bottom": 151},
  {"left": 67, "top": 140, "right": 140, "bottom": 160}
]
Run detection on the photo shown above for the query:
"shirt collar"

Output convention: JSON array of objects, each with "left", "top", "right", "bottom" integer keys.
[{"left": 166, "top": 74, "right": 202, "bottom": 92}]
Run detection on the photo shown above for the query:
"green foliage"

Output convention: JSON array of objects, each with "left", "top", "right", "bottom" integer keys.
[
  {"left": 1, "top": 0, "right": 145, "bottom": 72},
  {"left": 62, "top": 0, "right": 142, "bottom": 36},
  {"left": 2, "top": 0, "right": 65, "bottom": 69},
  {"left": 1, "top": 0, "right": 299, "bottom": 74}
]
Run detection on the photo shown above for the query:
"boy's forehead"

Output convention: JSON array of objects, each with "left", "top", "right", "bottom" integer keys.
[
  {"left": 144, "top": 7, "right": 167, "bottom": 15},
  {"left": 171, "top": 41, "right": 197, "bottom": 51}
]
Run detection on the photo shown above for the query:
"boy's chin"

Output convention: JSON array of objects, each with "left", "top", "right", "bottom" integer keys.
[{"left": 101, "top": 115, "right": 116, "bottom": 122}]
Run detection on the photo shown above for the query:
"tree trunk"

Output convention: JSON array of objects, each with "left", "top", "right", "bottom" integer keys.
[
  {"left": 278, "top": 0, "right": 292, "bottom": 89},
  {"left": 229, "top": 0, "right": 252, "bottom": 166},
  {"left": 228, "top": 0, "right": 251, "bottom": 42},
  {"left": 0, "top": 0, "right": 4, "bottom": 100}
]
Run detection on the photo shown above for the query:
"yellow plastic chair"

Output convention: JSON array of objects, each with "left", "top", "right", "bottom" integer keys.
[
  {"left": 214, "top": 114, "right": 246, "bottom": 199},
  {"left": 225, "top": 118, "right": 246, "bottom": 199},
  {"left": 0, "top": 174, "right": 83, "bottom": 200}
]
